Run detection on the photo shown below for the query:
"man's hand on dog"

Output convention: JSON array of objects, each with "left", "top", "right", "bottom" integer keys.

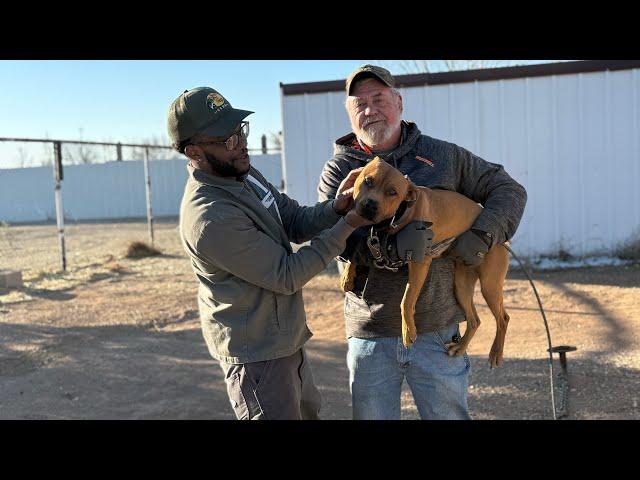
[
  {"left": 333, "top": 167, "right": 364, "bottom": 215},
  {"left": 446, "top": 229, "right": 493, "bottom": 267},
  {"left": 334, "top": 168, "right": 375, "bottom": 228}
]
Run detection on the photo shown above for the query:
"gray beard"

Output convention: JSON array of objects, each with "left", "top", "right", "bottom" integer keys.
[{"left": 357, "top": 119, "right": 401, "bottom": 148}]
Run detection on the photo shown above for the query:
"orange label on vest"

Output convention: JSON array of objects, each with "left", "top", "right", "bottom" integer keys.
[{"left": 415, "top": 155, "right": 434, "bottom": 167}]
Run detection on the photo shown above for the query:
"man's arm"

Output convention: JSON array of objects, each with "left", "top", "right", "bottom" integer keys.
[
  {"left": 272, "top": 165, "right": 363, "bottom": 244},
  {"left": 196, "top": 206, "right": 355, "bottom": 296},
  {"left": 318, "top": 159, "right": 369, "bottom": 262},
  {"left": 454, "top": 145, "right": 528, "bottom": 247},
  {"left": 274, "top": 190, "right": 341, "bottom": 244}
]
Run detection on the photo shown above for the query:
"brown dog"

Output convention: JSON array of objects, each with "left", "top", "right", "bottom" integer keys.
[{"left": 341, "top": 157, "right": 510, "bottom": 368}]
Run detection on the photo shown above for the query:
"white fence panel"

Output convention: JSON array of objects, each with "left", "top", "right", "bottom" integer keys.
[{"left": 0, "top": 154, "right": 281, "bottom": 223}]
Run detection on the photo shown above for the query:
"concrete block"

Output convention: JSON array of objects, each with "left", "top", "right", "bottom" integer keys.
[{"left": 0, "top": 270, "right": 23, "bottom": 289}]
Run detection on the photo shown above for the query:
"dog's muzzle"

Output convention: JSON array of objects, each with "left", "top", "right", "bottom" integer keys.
[{"left": 357, "top": 198, "right": 378, "bottom": 221}]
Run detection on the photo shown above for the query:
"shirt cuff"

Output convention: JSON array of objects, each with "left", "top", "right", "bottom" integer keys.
[
  {"left": 328, "top": 217, "right": 356, "bottom": 244},
  {"left": 324, "top": 199, "right": 343, "bottom": 222}
]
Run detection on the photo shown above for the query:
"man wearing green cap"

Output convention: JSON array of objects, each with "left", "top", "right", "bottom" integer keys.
[
  {"left": 318, "top": 65, "right": 527, "bottom": 420},
  {"left": 169, "top": 87, "right": 372, "bottom": 420}
]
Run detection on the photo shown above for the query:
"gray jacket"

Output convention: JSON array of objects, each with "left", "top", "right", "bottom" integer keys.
[
  {"left": 180, "top": 164, "right": 354, "bottom": 363},
  {"left": 318, "top": 122, "right": 527, "bottom": 339}
]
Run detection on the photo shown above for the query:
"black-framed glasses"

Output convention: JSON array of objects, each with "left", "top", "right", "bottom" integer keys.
[{"left": 194, "top": 122, "right": 250, "bottom": 151}]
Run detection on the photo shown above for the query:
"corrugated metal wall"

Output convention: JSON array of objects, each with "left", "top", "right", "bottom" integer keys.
[
  {"left": 282, "top": 69, "right": 640, "bottom": 257},
  {"left": 0, "top": 154, "right": 282, "bottom": 223}
]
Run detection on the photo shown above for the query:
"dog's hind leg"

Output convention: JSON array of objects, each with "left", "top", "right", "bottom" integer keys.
[
  {"left": 401, "top": 258, "right": 432, "bottom": 347},
  {"left": 447, "top": 264, "right": 480, "bottom": 357},
  {"left": 478, "top": 245, "right": 510, "bottom": 368}
]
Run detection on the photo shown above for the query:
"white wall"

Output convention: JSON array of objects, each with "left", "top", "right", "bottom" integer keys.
[
  {"left": 282, "top": 69, "right": 640, "bottom": 257},
  {"left": 0, "top": 154, "right": 282, "bottom": 223}
]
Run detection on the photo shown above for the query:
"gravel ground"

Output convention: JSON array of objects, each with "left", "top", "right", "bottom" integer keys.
[{"left": 1, "top": 220, "right": 639, "bottom": 419}]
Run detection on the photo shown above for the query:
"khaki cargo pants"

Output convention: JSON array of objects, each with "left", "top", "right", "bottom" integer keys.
[{"left": 219, "top": 347, "right": 321, "bottom": 420}]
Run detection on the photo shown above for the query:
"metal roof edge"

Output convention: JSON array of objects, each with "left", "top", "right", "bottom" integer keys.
[{"left": 281, "top": 60, "right": 640, "bottom": 96}]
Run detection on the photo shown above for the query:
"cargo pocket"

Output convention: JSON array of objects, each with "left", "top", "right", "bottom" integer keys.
[
  {"left": 234, "top": 368, "right": 266, "bottom": 420},
  {"left": 226, "top": 372, "right": 249, "bottom": 420},
  {"left": 298, "top": 349, "right": 322, "bottom": 420}
]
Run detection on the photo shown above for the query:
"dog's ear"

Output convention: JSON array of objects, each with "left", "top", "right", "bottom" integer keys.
[{"left": 404, "top": 176, "right": 417, "bottom": 204}]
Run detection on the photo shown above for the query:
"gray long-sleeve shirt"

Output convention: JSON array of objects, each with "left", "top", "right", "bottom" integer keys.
[{"left": 318, "top": 122, "right": 527, "bottom": 339}]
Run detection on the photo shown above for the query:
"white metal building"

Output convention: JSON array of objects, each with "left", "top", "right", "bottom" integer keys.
[{"left": 280, "top": 60, "right": 640, "bottom": 258}]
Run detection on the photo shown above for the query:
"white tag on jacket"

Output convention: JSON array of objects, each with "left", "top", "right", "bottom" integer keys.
[
  {"left": 262, "top": 191, "right": 275, "bottom": 209},
  {"left": 247, "top": 175, "right": 282, "bottom": 224}
]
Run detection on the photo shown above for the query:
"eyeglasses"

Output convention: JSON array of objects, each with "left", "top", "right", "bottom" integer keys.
[{"left": 193, "top": 122, "right": 250, "bottom": 151}]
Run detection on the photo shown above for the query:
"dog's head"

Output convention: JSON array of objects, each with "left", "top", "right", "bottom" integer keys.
[{"left": 352, "top": 157, "right": 417, "bottom": 223}]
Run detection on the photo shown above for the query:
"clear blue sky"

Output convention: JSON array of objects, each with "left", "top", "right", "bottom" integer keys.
[
  {"left": 0, "top": 60, "right": 371, "bottom": 151},
  {"left": 0, "top": 60, "right": 559, "bottom": 167}
]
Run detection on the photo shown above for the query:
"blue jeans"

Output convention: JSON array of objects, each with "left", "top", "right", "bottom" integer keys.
[{"left": 347, "top": 322, "right": 471, "bottom": 420}]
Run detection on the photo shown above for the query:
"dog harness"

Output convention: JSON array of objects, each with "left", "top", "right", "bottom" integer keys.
[{"left": 366, "top": 221, "right": 456, "bottom": 273}]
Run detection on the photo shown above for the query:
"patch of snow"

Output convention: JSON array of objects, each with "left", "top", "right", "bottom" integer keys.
[{"left": 510, "top": 256, "right": 634, "bottom": 271}]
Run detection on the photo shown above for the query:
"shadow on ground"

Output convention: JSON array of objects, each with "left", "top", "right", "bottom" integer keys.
[
  {"left": 1, "top": 323, "right": 638, "bottom": 420},
  {"left": 0, "top": 321, "right": 231, "bottom": 420}
]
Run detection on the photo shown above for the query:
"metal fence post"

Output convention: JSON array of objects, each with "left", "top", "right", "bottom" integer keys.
[
  {"left": 53, "top": 141, "right": 66, "bottom": 271},
  {"left": 261, "top": 134, "right": 267, "bottom": 154},
  {"left": 143, "top": 147, "right": 154, "bottom": 246},
  {"left": 117, "top": 142, "right": 122, "bottom": 161}
]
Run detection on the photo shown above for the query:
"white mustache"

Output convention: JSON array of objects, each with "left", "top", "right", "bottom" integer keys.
[{"left": 362, "top": 117, "right": 386, "bottom": 129}]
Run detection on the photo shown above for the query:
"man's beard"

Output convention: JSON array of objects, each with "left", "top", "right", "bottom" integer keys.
[
  {"left": 203, "top": 151, "right": 250, "bottom": 177},
  {"left": 357, "top": 117, "right": 401, "bottom": 148}
]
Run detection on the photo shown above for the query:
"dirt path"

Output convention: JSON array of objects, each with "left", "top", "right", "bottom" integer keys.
[{"left": 1, "top": 221, "right": 639, "bottom": 419}]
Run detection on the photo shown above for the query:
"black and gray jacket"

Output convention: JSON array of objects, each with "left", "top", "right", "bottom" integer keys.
[{"left": 317, "top": 122, "right": 527, "bottom": 339}]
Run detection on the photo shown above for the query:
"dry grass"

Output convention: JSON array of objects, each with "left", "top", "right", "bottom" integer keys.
[{"left": 125, "top": 241, "right": 162, "bottom": 259}]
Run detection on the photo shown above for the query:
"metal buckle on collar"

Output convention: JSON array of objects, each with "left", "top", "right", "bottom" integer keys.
[
  {"left": 367, "top": 227, "right": 403, "bottom": 273},
  {"left": 366, "top": 231, "right": 383, "bottom": 262}
]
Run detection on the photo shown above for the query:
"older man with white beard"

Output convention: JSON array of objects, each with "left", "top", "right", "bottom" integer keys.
[{"left": 317, "top": 64, "right": 527, "bottom": 420}]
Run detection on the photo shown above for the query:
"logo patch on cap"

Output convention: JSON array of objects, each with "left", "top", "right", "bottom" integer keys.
[{"left": 206, "top": 92, "right": 226, "bottom": 109}]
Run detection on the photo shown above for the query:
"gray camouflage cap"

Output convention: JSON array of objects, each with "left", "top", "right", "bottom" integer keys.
[{"left": 345, "top": 64, "right": 395, "bottom": 95}]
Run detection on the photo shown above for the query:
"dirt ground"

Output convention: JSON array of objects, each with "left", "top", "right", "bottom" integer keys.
[{"left": 1, "top": 219, "right": 639, "bottom": 420}]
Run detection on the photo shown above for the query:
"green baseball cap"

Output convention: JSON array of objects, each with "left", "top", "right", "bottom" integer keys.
[
  {"left": 345, "top": 64, "right": 395, "bottom": 95},
  {"left": 167, "top": 87, "right": 253, "bottom": 145}
]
